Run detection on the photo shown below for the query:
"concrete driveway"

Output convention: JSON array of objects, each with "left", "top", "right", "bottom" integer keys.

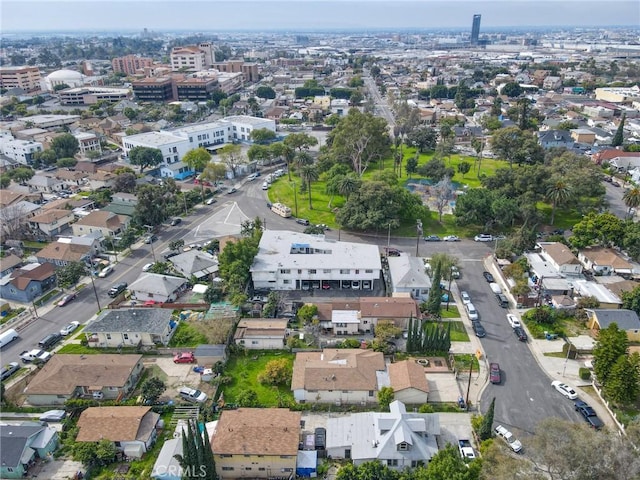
[
  {"left": 28, "top": 458, "right": 84, "bottom": 480},
  {"left": 144, "top": 357, "right": 205, "bottom": 399}
]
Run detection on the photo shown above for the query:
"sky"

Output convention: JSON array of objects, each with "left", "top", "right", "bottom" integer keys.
[{"left": 2, "top": 0, "right": 639, "bottom": 32}]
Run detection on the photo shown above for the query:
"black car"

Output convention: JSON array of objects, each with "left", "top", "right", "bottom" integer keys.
[
  {"left": 514, "top": 326, "right": 528, "bottom": 342},
  {"left": 108, "top": 282, "right": 128, "bottom": 298},
  {"left": 483, "top": 271, "right": 495, "bottom": 282},
  {"left": 472, "top": 321, "right": 486, "bottom": 338},
  {"left": 170, "top": 218, "right": 182, "bottom": 226},
  {"left": 423, "top": 235, "right": 441, "bottom": 242},
  {"left": 296, "top": 218, "right": 310, "bottom": 226},
  {"left": 575, "top": 401, "right": 604, "bottom": 430}
]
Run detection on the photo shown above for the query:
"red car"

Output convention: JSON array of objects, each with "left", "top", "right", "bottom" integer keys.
[
  {"left": 57, "top": 292, "right": 77, "bottom": 307},
  {"left": 490, "top": 363, "right": 501, "bottom": 384},
  {"left": 173, "top": 352, "right": 196, "bottom": 364}
]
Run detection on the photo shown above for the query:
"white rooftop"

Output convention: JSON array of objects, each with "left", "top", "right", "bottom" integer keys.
[{"left": 125, "top": 131, "right": 185, "bottom": 146}]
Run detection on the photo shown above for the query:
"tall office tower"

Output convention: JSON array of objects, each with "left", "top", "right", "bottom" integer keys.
[{"left": 471, "top": 14, "right": 481, "bottom": 44}]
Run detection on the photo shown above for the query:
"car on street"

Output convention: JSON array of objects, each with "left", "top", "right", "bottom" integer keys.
[
  {"left": 247, "top": 173, "right": 258, "bottom": 181},
  {"left": 142, "top": 263, "right": 154, "bottom": 272},
  {"left": 108, "top": 282, "right": 127, "bottom": 298},
  {"left": 443, "top": 235, "right": 460, "bottom": 242},
  {"left": 60, "top": 321, "right": 80, "bottom": 336},
  {"left": 494, "top": 425, "right": 523, "bottom": 453},
  {"left": 39, "top": 410, "right": 67, "bottom": 422},
  {"left": 514, "top": 326, "right": 528, "bottom": 342},
  {"left": 574, "top": 401, "right": 604, "bottom": 429},
  {"left": 482, "top": 271, "right": 495, "bottom": 282},
  {"left": 173, "top": 352, "right": 196, "bottom": 364},
  {"left": 472, "top": 321, "right": 486, "bottom": 338},
  {"left": 1, "top": 362, "right": 20, "bottom": 381},
  {"left": 423, "top": 235, "right": 441, "bottom": 242},
  {"left": 170, "top": 218, "right": 182, "bottom": 226},
  {"left": 57, "top": 292, "right": 77, "bottom": 307},
  {"left": 460, "top": 291, "right": 471, "bottom": 304},
  {"left": 466, "top": 303, "right": 479, "bottom": 321},
  {"left": 206, "top": 197, "right": 217, "bottom": 205},
  {"left": 490, "top": 363, "right": 501, "bottom": 384},
  {"left": 97, "top": 265, "right": 114, "bottom": 278},
  {"left": 552, "top": 380, "right": 578, "bottom": 400},
  {"left": 296, "top": 218, "right": 310, "bottom": 226},
  {"left": 506, "top": 314, "right": 521, "bottom": 328},
  {"left": 474, "top": 234, "right": 493, "bottom": 242},
  {"left": 227, "top": 187, "right": 238, "bottom": 194},
  {"left": 611, "top": 180, "right": 621, "bottom": 187},
  {"left": 144, "top": 234, "right": 157, "bottom": 244}
]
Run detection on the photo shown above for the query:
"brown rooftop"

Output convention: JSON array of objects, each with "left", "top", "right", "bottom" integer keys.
[
  {"left": 234, "top": 319, "right": 288, "bottom": 340},
  {"left": 359, "top": 296, "right": 420, "bottom": 318},
  {"left": 389, "top": 360, "right": 429, "bottom": 394},
  {"left": 580, "top": 246, "right": 632, "bottom": 270},
  {"left": 76, "top": 406, "right": 155, "bottom": 442},
  {"left": 29, "top": 209, "right": 72, "bottom": 224},
  {"left": 36, "top": 241, "right": 91, "bottom": 262},
  {"left": 540, "top": 242, "right": 580, "bottom": 265},
  {"left": 211, "top": 408, "right": 300, "bottom": 456},
  {"left": 11, "top": 263, "right": 55, "bottom": 290}
]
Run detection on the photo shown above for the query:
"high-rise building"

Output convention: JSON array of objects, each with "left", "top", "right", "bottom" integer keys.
[
  {"left": 112, "top": 55, "right": 153, "bottom": 76},
  {"left": 471, "top": 14, "right": 481, "bottom": 44}
]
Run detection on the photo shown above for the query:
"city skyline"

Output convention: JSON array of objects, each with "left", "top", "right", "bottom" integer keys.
[{"left": 2, "top": 1, "right": 639, "bottom": 33}]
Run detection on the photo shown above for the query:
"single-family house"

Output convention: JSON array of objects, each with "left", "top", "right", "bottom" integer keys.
[
  {"left": 54, "top": 169, "right": 86, "bottom": 188},
  {"left": 28, "top": 208, "right": 75, "bottom": 238},
  {"left": 538, "top": 242, "right": 583, "bottom": 276},
  {"left": 26, "top": 174, "right": 65, "bottom": 193},
  {"left": 233, "top": 318, "right": 288, "bottom": 349},
  {"left": 291, "top": 349, "right": 387, "bottom": 405},
  {"left": 85, "top": 308, "right": 177, "bottom": 348},
  {"left": 86, "top": 171, "right": 117, "bottom": 190},
  {"left": 0, "top": 423, "right": 59, "bottom": 479},
  {"left": 35, "top": 240, "right": 92, "bottom": 266},
  {"left": 169, "top": 250, "right": 219, "bottom": 280},
  {"left": 538, "top": 130, "right": 574, "bottom": 149},
  {"left": 586, "top": 309, "right": 640, "bottom": 342},
  {"left": 0, "top": 254, "right": 22, "bottom": 276},
  {"left": 71, "top": 210, "right": 129, "bottom": 237},
  {"left": 104, "top": 192, "right": 137, "bottom": 217},
  {"left": 76, "top": 406, "right": 160, "bottom": 459},
  {"left": 571, "top": 128, "right": 596, "bottom": 144},
  {"left": 388, "top": 360, "right": 429, "bottom": 404},
  {"left": 578, "top": 246, "right": 635, "bottom": 276},
  {"left": 543, "top": 76, "right": 562, "bottom": 90},
  {"left": 574, "top": 279, "right": 622, "bottom": 309},
  {"left": 24, "top": 354, "right": 144, "bottom": 405},
  {"left": 0, "top": 262, "right": 56, "bottom": 302},
  {"left": 128, "top": 273, "right": 189, "bottom": 303},
  {"left": 359, "top": 297, "right": 421, "bottom": 331},
  {"left": 387, "top": 255, "right": 432, "bottom": 301},
  {"left": 326, "top": 400, "right": 439, "bottom": 469},
  {"left": 211, "top": 408, "right": 301, "bottom": 479}
]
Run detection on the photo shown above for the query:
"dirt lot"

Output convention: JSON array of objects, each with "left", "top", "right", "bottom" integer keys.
[{"left": 144, "top": 357, "right": 213, "bottom": 402}]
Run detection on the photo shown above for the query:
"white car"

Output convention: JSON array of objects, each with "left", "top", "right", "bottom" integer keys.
[
  {"left": 506, "top": 314, "right": 521, "bottom": 329},
  {"left": 142, "top": 263, "right": 154, "bottom": 272},
  {"left": 247, "top": 173, "right": 258, "bottom": 181},
  {"left": 460, "top": 291, "right": 471, "bottom": 305},
  {"left": 60, "top": 321, "right": 80, "bottom": 336},
  {"left": 39, "top": 410, "right": 67, "bottom": 422},
  {"left": 474, "top": 234, "right": 493, "bottom": 242},
  {"left": 97, "top": 265, "right": 114, "bottom": 278},
  {"left": 494, "top": 425, "right": 523, "bottom": 453},
  {"left": 551, "top": 380, "right": 578, "bottom": 400},
  {"left": 443, "top": 235, "right": 460, "bottom": 242}
]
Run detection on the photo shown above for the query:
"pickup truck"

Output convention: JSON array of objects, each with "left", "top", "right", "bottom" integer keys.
[
  {"left": 20, "top": 349, "right": 52, "bottom": 364},
  {"left": 494, "top": 425, "right": 523, "bottom": 453},
  {"left": 575, "top": 401, "right": 605, "bottom": 430},
  {"left": 458, "top": 439, "right": 476, "bottom": 460}
]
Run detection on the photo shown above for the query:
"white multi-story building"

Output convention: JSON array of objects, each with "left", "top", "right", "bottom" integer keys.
[
  {"left": 74, "top": 132, "right": 102, "bottom": 157},
  {"left": 251, "top": 230, "right": 382, "bottom": 291},
  {"left": 0, "top": 132, "right": 43, "bottom": 165},
  {"left": 170, "top": 45, "right": 211, "bottom": 72},
  {"left": 122, "top": 131, "right": 191, "bottom": 178},
  {"left": 221, "top": 115, "right": 276, "bottom": 142}
]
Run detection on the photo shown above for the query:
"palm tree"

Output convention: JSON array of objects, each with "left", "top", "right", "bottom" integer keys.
[
  {"left": 623, "top": 186, "right": 640, "bottom": 218},
  {"left": 295, "top": 151, "right": 313, "bottom": 171},
  {"left": 546, "top": 180, "right": 572, "bottom": 225},
  {"left": 283, "top": 145, "right": 295, "bottom": 181},
  {"left": 300, "top": 165, "right": 319, "bottom": 210}
]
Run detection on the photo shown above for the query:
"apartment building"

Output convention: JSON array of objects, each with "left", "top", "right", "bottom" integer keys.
[
  {"left": 131, "top": 77, "right": 175, "bottom": 102},
  {"left": 171, "top": 43, "right": 214, "bottom": 72},
  {"left": 111, "top": 55, "right": 153, "bottom": 75},
  {"left": 0, "top": 66, "right": 42, "bottom": 92},
  {"left": 58, "top": 86, "right": 130, "bottom": 105},
  {"left": 212, "top": 60, "right": 259, "bottom": 82},
  {"left": 0, "top": 133, "right": 43, "bottom": 165}
]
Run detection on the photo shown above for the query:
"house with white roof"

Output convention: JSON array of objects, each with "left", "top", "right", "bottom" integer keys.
[
  {"left": 250, "top": 230, "right": 381, "bottom": 291},
  {"left": 387, "top": 254, "right": 432, "bottom": 301},
  {"left": 326, "top": 400, "right": 440, "bottom": 469},
  {"left": 129, "top": 272, "right": 189, "bottom": 303}
]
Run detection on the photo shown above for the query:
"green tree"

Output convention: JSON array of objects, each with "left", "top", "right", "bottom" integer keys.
[
  {"left": 569, "top": 212, "right": 624, "bottom": 249},
  {"left": 257, "top": 358, "right": 292, "bottom": 386},
  {"left": 183, "top": 147, "right": 211, "bottom": 172},
  {"left": 337, "top": 173, "right": 361, "bottom": 200},
  {"left": 405, "top": 156, "right": 418, "bottom": 178},
  {"left": 457, "top": 161, "right": 471, "bottom": 178},
  {"left": 255, "top": 85, "right": 276, "bottom": 99},
  {"left": 297, "top": 304, "right": 318, "bottom": 323},
  {"left": 9, "top": 167, "right": 35, "bottom": 184},
  {"left": 421, "top": 443, "right": 480, "bottom": 479},
  {"left": 623, "top": 186, "right": 640, "bottom": 217},
  {"left": 406, "top": 126, "right": 437, "bottom": 153},
  {"left": 0, "top": 174, "right": 10, "bottom": 189},
  {"left": 546, "top": 179, "right": 572, "bottom": 225},
  {"left": 300, "top": 164, "right": 319, "bottom": 210},
  {"left": 56, "top": 157, "right": 77, "bottom": 168},
  {"left": 236, "top": 388, "right": 259, "bottom": 407},
  {"left": 141, "top": 377, "right": 166, "bottom": 403},
  {"left": 123, "top": 107, "right": 138, "bottom": 121},
  {"left": 612, "top": 114, "right": 625, "bottom": 147},
  {"left": 51, "top": 133, "right": 79, "bottom": 158},
  {"left": 113, "top": 172, "right": 137, "bottom": 193},
  {"left": 128, "top": 146, "right": 163, "bottom": 172},
  {"left": 283, "top": 132, "right": 318, "bottom": 152},
  {"left": 218, "top": 144, "right": 244, "bottom": 178},
  {"left": 250, "top": 128, "right": 276, "bottom": 144},
  {"left": 57, "top": 261, "right": 86, "bottom": 289},
  {"left": 478, "top": 397, "right": 495, "bottom": 441},
  {"left": 593, "top": 323, "right": 629, "bottom": 386},
  {"left": 490, "top": 127, "right": 544, "bottom": 168},
  {"left": 501, "top": 81, "right": 522, "bottom": 98},
  {"left": 336, "top": 461, "right": 399, "bottom": 480},
  {"left": 557, "top": 120, "right": 578, "bottom": 131},
  {"left": 201, "top": 161, "right": 227, "bottom": 186},
  {"left": 425, "top": 261, "right": 443, "bottom": 317},
  {"left": 377, "top": 386, "right": 395, "bottom": 410},
  {"left": 604, "top": 353, "right": 640, "bottom": 405},
  {"left": 134, "top": 183, "right": 173, "bottom": 226},
  {"left": 417, "top": 157, "right": 454, "bottom": 182},
  {"left": 174, "top": 418, "right": 218, "bottom": 480}
]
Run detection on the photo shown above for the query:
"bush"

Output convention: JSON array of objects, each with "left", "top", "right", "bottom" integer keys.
[{"left": 579, "top": 367, "right": 591, "bottom": 381}]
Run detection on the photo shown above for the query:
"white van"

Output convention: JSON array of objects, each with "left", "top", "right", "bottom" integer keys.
[
  {"left": 466, "top": 303, "right": 479, "bottom": 321},
  {"left": 0, "top": 329, "right": 19, "bottom": 348},
  {"left": 489, "top": 282, "right": 502, "bottom": 295}
]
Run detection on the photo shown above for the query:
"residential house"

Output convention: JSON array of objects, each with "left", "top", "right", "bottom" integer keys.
[
  {"left": 0, "top": 423, "right": 59, "bottom": 479},
  {"left": 291, "top": 349, "right": 387, "bottom": 404},
  {"left": 570, "top": 128, "right": 596, "bottom": 144},
  {"left": 28, "top": 208, "right": 75, "bottom": 238},
  {"left": 593, "top": 149, "right": 640, "bottom": 168},
  {"left": 24, "top": 354, "right": 144, "bottom": 405},
  {"left": 387, "top": 255, "right": 432, "bottom": 301},
  {"left": 574, "top": 280, "right": 622, "bottom": 309},
  {"left": 85, "top": 308, "right": 177, "bottom": 348},
  {"left": 71, "top": 210, "right": 129, "bottom": 237},
  {"left": 359, "top": 297, "right": 421, "bottom": 331},
  {"left": 76, "top": 406, "right": 160, "bottom": 459},
  {"left": 388, "top": 360, "right": 429, "bottom": 404},
  {"left": 74, "top": 132, "right": 102, "bottom": 157},
  {"left": 452, "top": 126, "right": 483, "bottom": 144},
  {"left": 128, "top": 273, "right": 188, "bottom": 303},
  {"left": 104, "top": 192, "right": 137, "bottom": 217},
  {"left": 586, "top": 309, "right": 640, "bottom": 342},
  {"left": 169, "top": 250, "right": 219, "bottom": 280},
  {"left": 53, "top": 169, "right": 86, "bottom": 189},
  {"left": 0, "top": 254, "right": 22, "bottom": 276},
  {"left": 211, "top": 408, "right": 301, "bottom": 479},
  {"left": 543, "top": 76, "right": 562, "bottom": 90},
  {"left": 86, "top": 171, "right": 117, "bottom": 190},
  {"left": 26, "top": 174, "right": 65, "bottom": 193},
  {"left": 578, "top": 246, "right": 635, "bottom": 276},
  {"left": 538, "top": 242, "right": 583, "bottom": 276},
  {"left": 0, "top": 262, "right": 56, "bottom": 302},
  {"left": 35, "top": 239, "right": 92, "bottom": 266},
  {"left": 326, "top": 400, "right": 439, "bottom": 469},
  {"left": 318, "top": 302, "right": 362, "bottom": 335},
  {"left": 538, "top": 130, "right": 574, "bottom": 149},
  {"left": 233, "top": 318, "right": 288, "bottom": 349}
]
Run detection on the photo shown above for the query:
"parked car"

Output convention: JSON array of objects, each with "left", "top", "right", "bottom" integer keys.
[
  {"left": 466, "top": 303, "right": 479, "bottom": 321},
  {"left": 97, "top": 265, "right": 114, "bottom": 278},
  {"left": 443, "top": 235, "right": 460, "bottom": 242},
  {"left": 474, "top": 234, "right": 493, "bottom": 242},
  {"left": 460, "top": 291, "right": 471, "bottom": 304},
  {"left": 247, "top": 173, "right": 258, "bottom": 181},
  {"left": 144, "top": 234, "right": 157, "bottom": 244},
  {"left": 423, "top": 235, "right": 441, "bottom": 242},
  {"left": 108, "top": 282, "right": 128, "bottom": 298},
  {"left": 551, "top": 380, "right": 578, "bottom": 400},
  {"left": 506, "top": 314, "right": 521, "bottom": 329},
  {"left": 38, "top": 333, "right": 62, "bottom": 349},
  {"left": 179, "top": 387, "right": 208, "bottom": 403},
  {"left": 296, "top": 218, "right": 310, "bottom": 226},
  {"left": 514, "top": 326, "right": 528, "bottom": 342},
  {"left": 322, "top": 281, "right": 331, "bottom": 290},
  {"left": 482, "top": 271, "right": 495, "bottom": 282},
  {"left": 206, "top": 197, "right": 217, "bottom": 205},
  {"left": 1, "top": 362, "right": 20, "bottom": 381},
  {"left": 227, "top": 187, "right": 238, "bottom": 194},
  {"left": 170, "top": 218, "right": 182, "bottom": 226},
  {"left": 38, "top": 410, "right": 67, "bottom": 422},
  {"left": 142, "top": 263, "right": 154, "bottom": 272},
  {"left": 574, "top": 401, "right": 604, "bottom": 429},
  {"left": 472, "top": 321, "right": 486, "bottom": 338},
  {"left": 173, "top": 352, "right": 196, "bottom": 364},
  {"left": 60, "top": 321, "right": 80, "bottom": 336},
  {"left": 490, "top": 363, "right": 501, "bottom": 384},
  {"left": 494, "top": 425, "right": 523, "bottom": 453},
  {"left": 57, "top": 292, "right": 77, "bottom": 307}
]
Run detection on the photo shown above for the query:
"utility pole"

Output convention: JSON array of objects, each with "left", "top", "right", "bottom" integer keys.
[
  {"left": 415, "top": 219, "right": 423, "bottom": 257},
  {"left": 387, "top": 223, "right": 391, "bottom": 249},
  {"left": 465, "top": 360, "right": 473, "bottom": 408}
]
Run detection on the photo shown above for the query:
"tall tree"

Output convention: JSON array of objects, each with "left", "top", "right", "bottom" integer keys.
[
  {"left": 182, "top": 147, "right": 211, "bottom": 173},
  {"left": 250, "top": 128, "right": 276, "bottom": 144},
  {"left": 490, "top": 127, "right": 544, "bottom": 168},
  {"left": 593, "top": 322, "right": 629, "bottom": 386},
  {"left": 477, "top": 397, "right": 495, "bottom": 441},
  {"left": 51, "top": 133, "right": 79, "bottom": 159},
  {"left": 623, "top": 186, "right": 640, "bottom": 217},
  {"left": 546, "top": 179, "right": 572, "bottom": 225},
  {"left": 612, "top": 114, "right": 625, "bottom": 147},
  {"left": 337, "top": 173, "right": 361, "bottom": 200},
  {"left": 300, "top": 164, "right": 319, "bottom": 210},
  {"left": 217, "top": 144, "right": 244, "bottom": 178},
  {"left": 604, "top": 353, "right": 640, "bottom": 405},
  {"left": 201, "top": 162, "right": 227, "bottom": 186},
  {"left": 471, "top": 136, "right": 485, "bottom": 178},
  {"left": 425, "top": 261, "right": 443, "bottom": 317},
  {"left": 283, "top": 132, "right": 318, "bottom": 152},
  {"left": 128, "top": 146, "right": 163, "bottom": 173}
]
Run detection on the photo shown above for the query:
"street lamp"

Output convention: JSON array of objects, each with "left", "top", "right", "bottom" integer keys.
[
  {"left": 446, "top": 265, "right": 454, "bottom": 311},
  {"left": 144, "top": 225, "right": 157, "bottom": 263},
  {"left": 387, "top": 223, "right": 391, "bottom": 249}
]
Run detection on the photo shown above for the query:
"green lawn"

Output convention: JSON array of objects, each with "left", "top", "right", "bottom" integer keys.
[
  {"left": 57, "top": 344, "right": 138, "bottom": 355},
  {"left": 446, "top": 321, "right": 470, "bottom": 342},
  {"left": 440, "top": 306, "right": 460, "bottom": 318},
  {"left": 221, "top": 351, "right": 294, "bottom": 407}
]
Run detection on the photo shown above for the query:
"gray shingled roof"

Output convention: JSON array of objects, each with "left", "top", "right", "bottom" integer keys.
[
  {"left": 88, "top": 308, "right": 173, "bottom": 334},
  {"left": 591, "top": 309, "right": 640, "bottom": 330},
  {"left": 0, "top": 424, "right": 45, "bottom": 467}
]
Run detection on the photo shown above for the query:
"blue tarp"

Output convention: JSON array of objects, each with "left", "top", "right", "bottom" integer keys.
[
  {"left": 296, "top": 450, "right": 317, "bottom": 477},
  {"left": 174, "top": 170, "right": 195, "bottom": 180}
]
